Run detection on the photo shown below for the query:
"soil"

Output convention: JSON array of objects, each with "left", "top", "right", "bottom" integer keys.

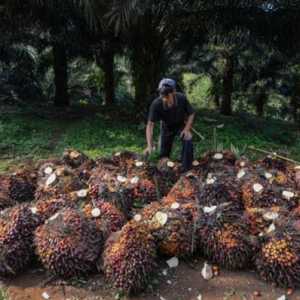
[{"left": 2, "top": 259, "right": 300, "bottom": 300}]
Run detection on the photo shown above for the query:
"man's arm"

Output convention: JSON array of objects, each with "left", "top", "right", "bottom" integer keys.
[
  {"left": 184, "top": 113, "right": 195, "bottom": 132},
  {"left": 144, "top": 121, "right": 155, "bottom": 155}
]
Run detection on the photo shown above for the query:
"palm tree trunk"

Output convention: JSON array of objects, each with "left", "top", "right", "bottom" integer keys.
[
  {"left": 220, "top": 54, "right": 233, "bottom": 115},
  {"left": 255, "top": 91, "right": 266, "bottom": 117},
  {"left": 53, "top": 42, "right": 69, "bottom": 107},
  {"left": 103, "top": 50, "right": 115, "bottom": 106}
]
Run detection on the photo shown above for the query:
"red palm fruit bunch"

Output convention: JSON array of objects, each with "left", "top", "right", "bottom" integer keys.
[
  {"left": 243, "top": 206, "right": 288, "bottom": 236},
  {"left": 0, "top": 167, "right": 37, "bottom": 204},
  {"left": 0, "top": 204, "right": 39, "bottom": 276},
  {"left": 197, "top": 205, "right": 255, "bottom": 270},
  {"left": 197, "top": 171, "right": 244, "bottom": 212},
  {"left": 156, "top": 158, "right": 181, "bottom": 197},
  {"left": 111, "top": 151, "right": 140, "bottom": 170},
  {"left": 241, "top": 178, "right": 298, "bottom": 210},
  {"left": 258, "top": 156, "right": 296, "bottom": 184},
  {"left": 294, "top": 166, "right": 300, "bottom": 189},
  {"left": 101, "top": 221, "right": 157, "bottom": 295},
  {"left": 198, "top": 150, "right": 237, "bottom": 173},
  {"left": 235, "top": 156, "right": 252, "bottom": 170},
  {"left": 139, "top": 202, "right": 196, "bottom": 257},
  {"left": 35, "top": 208, "right": 102, "bottom": 279},
  {"left": 88, "top": 171, "right": 135, "bottom": 217},
  {"left": 255, "top": 224, "right": 300, "bottom": 288},
  {"left": 35, "top": 166, "right": 86, "bottom": 201},
  {"left": 62, "top": 149, "right": 95, "bottom": 182},
  {"left": 62, "top": 149, "right": 90, "bottom": 169},
  {"left": 0, "top": 176, "right": 16, "bottom": 210},
  {"left": 131, "top": 177, "right": 157, "bottom": 206},
  {"left": 163, "top": 172, "right": 202, "bottom": 206},
  {"left": 82, "top": 200, "right": 126, "bottom": 239},
  {"left": 30, "top": 198, "right": 72, "bottom": 224}
]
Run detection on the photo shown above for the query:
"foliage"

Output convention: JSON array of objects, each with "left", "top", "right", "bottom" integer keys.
[{"left": 0, "top": 109, "right": 299, "bottom": 172}]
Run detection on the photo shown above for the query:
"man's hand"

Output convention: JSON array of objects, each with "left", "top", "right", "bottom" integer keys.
[
  {"left": 143, "top": 146, "right": 155, "bottom": 156},
  {"left": 180, "top": 129, "right": 192, "bottom": 141}
]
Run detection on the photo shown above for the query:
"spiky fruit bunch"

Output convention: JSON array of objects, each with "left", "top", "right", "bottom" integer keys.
[
  {"left": 197, "top": 172, "right": 243, "bottom": 212},
  {"left": 198, "top": 150, "right": 237, "bottom": 173},
  {"left": 140, "top": 202, "right": 195, "bottom": 257},
  {"left": 235, "top": 156, "right": 252, "bottom": 170},
  {"left": 260, "top": 155, "right": 290, "bottom": 173},
  {"left": 241, "top": 179, "right": 298, "bottom": 209},
  {"left": 0, "top": 205, "right": 39, "bottom": 276},
  {"left": 198, "top": 206, "right": 254, "bottom": 270},
  {"left": 131, "top": 177, "right": 157, "bottom": 205},
  {"left": 88, "top": 171, "right": 134, "bottom": 217},
  {"left": 35, "top": 166, "right": 86, "bottom": 201},
  {"left": 163, "top": 172, "right": 201, "bottom": 205},
  {"left": 35, "top": 208, "right": 102, "bottom": 278},
  {"left": 62, "top": 149, "right": 90, "bottom": 169},
  {"left": 0, "top": 176, "right": 16, "bottom": 210},
  {"left": 30, "top": 198, "right": 71, "bottom": 224},
  {"left": 156, "top": 158, "right": 181, "bottom": 197},
  {"left": 243, "top": 207, "right": 289, "bottom": 236},
  {"left": 255, "top": 228, "right": 300, "bottom": 288},
  {"left": 0, "top": 169, "right": 37, "bottom": 204},
  {"left": 112, "top": 151, "right": 140, "bottom": 170},
  {"left": 294, "top": 166, "right": 300, "bottom": 189},
  {"left": 102, "top": 221, "right": 157, "bottom": 295},
  {"left": 82, "top": 201, "right": 126, "bottom": 239}
]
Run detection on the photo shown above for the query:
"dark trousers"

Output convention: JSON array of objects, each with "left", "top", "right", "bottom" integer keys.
[{"left": 159, "top": 126, "right": 194, "bottom": 172}]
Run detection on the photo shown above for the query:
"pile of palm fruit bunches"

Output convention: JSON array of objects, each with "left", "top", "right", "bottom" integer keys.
[{"left": 1, "top": 148, "right": 300, "bottom": 294}]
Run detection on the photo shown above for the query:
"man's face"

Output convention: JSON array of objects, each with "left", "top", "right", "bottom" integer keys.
[{"left": 162, "top": 92, "right": 174, "bottom": 103}]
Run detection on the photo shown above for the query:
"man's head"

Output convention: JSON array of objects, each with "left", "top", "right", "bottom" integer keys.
[{"left": 158, "top": 78, "right": 176, "bottom": 101}]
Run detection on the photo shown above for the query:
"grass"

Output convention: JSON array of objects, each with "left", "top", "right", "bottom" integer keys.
[
  {"left": 0, "top": 108, "right": 299, "bottom": 172},
  {"left": 0, "top": 288, "right": 7, "bottom": 300}
]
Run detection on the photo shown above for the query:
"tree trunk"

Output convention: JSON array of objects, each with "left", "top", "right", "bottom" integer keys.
[
  {"left": 103, "top": 51, "right": 115, "bottom": 106},
  {"left": 255, "top": 91, "right": 266, "bottom": 117},
  {"left": 220, "top": 54, "right": 234, "bottom": 115},
  {"left": 53, "top": 42, "right": 69, "bottom": 107},
  {"left": 291, "top": 79, "right": 300, "bottom": 124},
  {"left": 131, "top": 47, "right": 163, "bottom": 118},
  {"left": 213, "top": 94, "right": 220, "bottom": 108},
  {"left": 96, "top": 48, "right": 115, "bottom": 106}
]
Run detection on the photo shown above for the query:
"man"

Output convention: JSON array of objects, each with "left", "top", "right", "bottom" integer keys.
[{"left": 144, "top": 78, "right": 195, "bottom": 172}]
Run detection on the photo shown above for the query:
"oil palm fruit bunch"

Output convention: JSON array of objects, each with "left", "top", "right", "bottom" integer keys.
[
  {"left": 241, "top": 178, "right": 298, "bottom": 209},
  {"left": 198, "top": 205, "right": 254, "bottom": 270},
  {"left": 197, "top": 171, "right": 243, "bottom": 212},
  {"left": 0, "top": 167, "right": 37, "bottom": 204},
  {"left": 82, "top": 200, "right": 126, "bottom": 239},
  {"left": 243, "top": 207, "right": 288, "bottom": 236},
  {"left": 0, "top": 176, "right": 16, "bottom": 210},
  {"left": 163, "top": 172, "right": 201, "bottom": 206},
  {"left": 62, "top": 149, "right": 90, "bottom": 169},
  {"left": 112, "top": 151, "right": 140, "bottom": 170},
  {"left": 255, "top": 225, "right": 300, "bottom": 288},
  {"left": 35, "top": 208, "right": 102, "bottom": 278},
  {"left": 156, "top": 158, "right": 181, "bottom": 197},
  {"left": 198, "top": 150, "right": 237, "bottom": 173},
  {"left": 131, "top": 177, "right": 157, "bottom": 206},
  {"left": 260, "top": 155, "right": 290, "bottom": 173},
  {"left": 88, "top": 171, "right": 135, "bottom": 217},
  {"left": 139, "top": 202, "right": 195, "bottom": 257},
  {"left": 30, "top": 198, "right": 71, "bottom": 224},
  {"left": 294, "top": 166, "right": 300, "bottom": 189},
  {"left": 35, "top": 166, "right": 86, "bottom": 201},
  {"left": 102, "top": 221, "right": 157, "bottom": 295},
  {"left": 0, "top": 204, "right": 39, "bottom": 276}
]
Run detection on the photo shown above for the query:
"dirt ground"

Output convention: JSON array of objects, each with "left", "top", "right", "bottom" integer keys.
[{"left": 2, "top": 258, "right": 300, "bottom": 300}]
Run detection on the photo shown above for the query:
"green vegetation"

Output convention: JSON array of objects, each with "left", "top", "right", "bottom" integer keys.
[
  {"left": 1, "top": 109, "right": 299, "bottom": 172},
  {"left": 0, "top": 288, "right": 7, "bottom": 300}
]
